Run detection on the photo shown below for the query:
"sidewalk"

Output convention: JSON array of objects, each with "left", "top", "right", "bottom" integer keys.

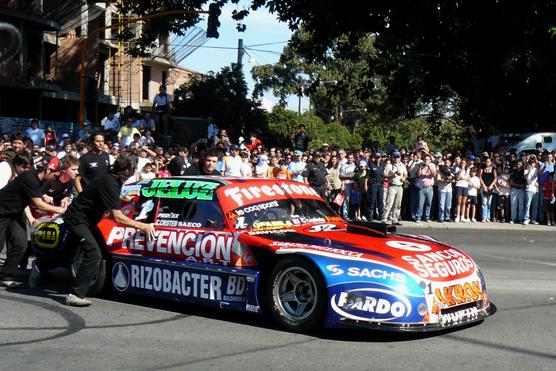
[{"left": 396, "top": 220, "right": 556, "bottom": 231}]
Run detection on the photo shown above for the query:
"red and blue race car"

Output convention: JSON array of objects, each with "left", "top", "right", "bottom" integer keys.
[{"left": 32, "top": 177, "right": 494, "bottom": 332}]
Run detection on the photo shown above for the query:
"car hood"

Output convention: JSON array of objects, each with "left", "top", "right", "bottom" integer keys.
[{"left": 239, "top": 224, "right": 477, "bottom": 282}]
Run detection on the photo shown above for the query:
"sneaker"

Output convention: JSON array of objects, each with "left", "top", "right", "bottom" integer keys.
[
  {"left": 482, "top": 219, "right": 487, "bottom": 223},
  {"left": 65, "top": 294, "right": 92, "bottom": 307},
  {"left": 464, "top": 218, "right": 471, "bottom": 223},
  {"left": 415, "top": 220, "right": 422, "bottom": 225},
  {"left": 532, "top": 221, "right": 539, "bottom": 225},
  {"left": 425, "top": 219, "right": 431, "bottom": 223},
  {"left": 471, "top": 218, "right": 477, "bottom": 223},
  {"left": 547, "top": 221, "right": 552, "bottom": 226},
  {"left": 438, "top": 220, "right": 444, "bottom": 223},
  {"left": 394, "top": 222, "right": 402, "bottom": 226},
  {"left": 0, "top": 280, "right": 23, "bottom": 288},
  {"left": 454, "top": 216, "right": 460, "bottom": 223},
  {"left": 523, "top": 220, "right": 529, "bottom": 225},
  {"left": 361, "top": 216, "right": 367, "bottom": 221},
  {"left": 28, "top": 261, "right": 41, "bottom": 288},
  {"left": 509, "top": 220, "right": 514, "bottom": 224}
]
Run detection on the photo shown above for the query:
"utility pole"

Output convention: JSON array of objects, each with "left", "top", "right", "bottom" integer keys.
[
  {"left": 297, "top": 77, "right": 304, "bottom": 115},
  {"left": 237, "top": 38, "right": 244, "bottom": 67}
]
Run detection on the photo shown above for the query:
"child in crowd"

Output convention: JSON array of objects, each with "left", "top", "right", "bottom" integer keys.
[
  {"left": 467, "top": 167, "right": 481, "bottom": 222},
  {"left": 496, "top": 165, "right": 511, "bottom": 222},
  {"left": 273, "top": 159, "right": 291, "bottom": 179},
  {"left": 350, "top": 182, "right": 362, "bottom": 220},
  {"left": 139, "top": 162, "right": 156, "bottom": 181},
  {"left": 543, "top": 172, "right": 555, "bottom": 226}
]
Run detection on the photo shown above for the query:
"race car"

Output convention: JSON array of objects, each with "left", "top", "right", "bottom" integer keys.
[{"left": 31, "top": 177, "right": 495, "bottom": 332}]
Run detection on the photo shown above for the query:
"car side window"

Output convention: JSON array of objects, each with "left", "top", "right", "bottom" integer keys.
[
  {"left": 543, "top": 136, "right": 552, "bottom": 143},
  {"left": 156, "top": 198, "right": 226, "bottom": 229}
]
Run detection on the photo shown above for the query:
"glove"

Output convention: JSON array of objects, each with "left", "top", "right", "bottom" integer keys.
[{"left": 551, "top": 196, "right": 555, "bottom": 205}]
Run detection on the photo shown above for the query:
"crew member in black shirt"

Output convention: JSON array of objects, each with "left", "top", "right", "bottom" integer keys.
[
  {"left": 185, "top": 149, "right": 221, "bottom": 176},
  {"left": 365, "top": 153, "right": 385, "bottom": 221},
  {"left": 509, "top": 160, "right": 527, "bottom": 223},
  {"left": 75, "top": 134, "right": 110, "bottom": 193},
  {"left": 54, "top": 154, "right": 155, "bottom": 306},
  {"left": 0, "top": 154, "right": 66, "bottom": 287},
  {"left": 302, "top": 152, "right": 328, "bottom": 199}
]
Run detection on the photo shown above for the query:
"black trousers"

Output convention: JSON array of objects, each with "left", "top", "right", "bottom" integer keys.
[
  {"left": 0, "top": 216, "right": 27, "bottom": 281},
  {"left": 366, "top": 183, "right": 384, "bottom": 220},
  {"left": 66, "top": 223, "right": 102, "bottom": 298}
]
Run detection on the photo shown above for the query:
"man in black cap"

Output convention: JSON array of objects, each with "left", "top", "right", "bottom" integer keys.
[
  {"left": 302, "top": 152, "right": 328, "bottom": 199},
  {"left": 0, "top": 154, "right": 67, "bottom": 287}
]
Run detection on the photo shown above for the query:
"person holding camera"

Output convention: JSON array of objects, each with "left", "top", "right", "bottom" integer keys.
[
  {"left": 414, "top": 154, "right": 437, "bottom": 224},
  {"left": 382, "top": 151, "right": 407, "bottom": 225},
  {"left": 291, "top": 125, "right": 311, "bottom": 152}
]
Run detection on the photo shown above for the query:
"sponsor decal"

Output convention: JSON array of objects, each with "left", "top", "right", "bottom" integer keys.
[
  {"left": 386, "top": 240, "right": 432, "bottom": 252},
  {"left": 252, "top": 220, "right": 293, "bottom": 230},
  {"left": 434, "top": 280, "right": 485, "bottom": 307},
  {"left": 440, "top": 306, "right": 480, "bottom": 325},
  {"left": 33, "top": 222, "right": 60, "bottom": 249},
  {"left": 113, "top": 261, "right": 248, "bottom": 303},
  {"left": 330, "top": 288, "right": 412, "bottom": 321},
  {"left": 401, "top": 249, "right": 476, "bottom": 279},
  {"left": 246, "top": 304, "right": 260, "bottom": 312},
  {"left": 326, "top": 264, "right": 344, "bottom": 276},
  {"left": 246, "top": 229, "right": 296, "bottom": 236},
  {"left": 136, "top": 199, "right": 154, "bottom": 220},
  {"left": 234, "top": 200, "right": 279, "bottom": 216},
  {"left": 326, "top": 265, "right": 406, "bottom": 283},
  {"left": 113, "top": 262, "right": 130, "bottom": 291},
  {"left": 141, "top": 179, "right": 219, "bottom": 200},
  {"left": 308, "top": 224, "right": 338, "bottom": 232},
  {"left": 121, "top": 184, "right": 142, "bottom": 196},
  {"left": 106, "top": 227, "right": 236, "bottom": 266},
  {"left": 272, "top": 241, "right": 363, "bottom": 258},
  {"left": 325, "top": 216, "right": 343, "bottom": 222},
  {"left": 223, "top": 182, "right": 320, "bottom": 207}
]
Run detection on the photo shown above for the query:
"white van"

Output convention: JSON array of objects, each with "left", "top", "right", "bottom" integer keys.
[{"left": 505, "top": 132, "right": 556, "bottom": 154}]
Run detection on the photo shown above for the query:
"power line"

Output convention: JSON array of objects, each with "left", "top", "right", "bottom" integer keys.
[
  {"left": 245, "top": 41, "right": 288, "bottom": 47},
  {"left": 244, "top": 47, "right": 282, "bottom": 55}
]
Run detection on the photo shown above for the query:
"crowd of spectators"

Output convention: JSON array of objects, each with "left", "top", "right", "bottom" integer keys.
[{"left": 1, "top": 117, "right": 555, "bottom": 229}]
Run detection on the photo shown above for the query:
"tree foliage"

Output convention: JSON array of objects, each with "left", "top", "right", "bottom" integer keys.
[
  {"left": 267, "top": 106, "right": 363, "bottom": 150},
  {"left": 173, "top": 65, "right": 266, "bottom": 139}
]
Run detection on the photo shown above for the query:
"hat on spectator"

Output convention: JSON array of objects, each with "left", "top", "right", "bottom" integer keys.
[
  {"left": 359, "top": 160, "right": 367, "bottom": 167},
  {"left": 112, "top": 142, "right": 120, "bottom": 147},
  {"left": 229, "top": 144, "right": 240, "bottom": 151},
  {"left": 435, "top": 151, "right": 442, "bottom": 157},
  {"left": 45, "top": 145, "right": 56, "bottom": 152},
  {"left": 322, "top": 143, "right": 329, "bottom": 147},
  {"left": 375, "top": 152, "right": 382, "bottom": 157},
  {"left": 468, "top": 154, "right": 476, "bottom": 161},
  {"left": 294, "top": 150, "right": 303, "bottom": 156},
  {"left": 47, "top": 157, "right": 61, "bottom": 172},
  {"left": 62, "top": 133, "right": 70, "bottom": 139},
  {"left": 392, "top": 151, "right": 401, "bottom": 158}
]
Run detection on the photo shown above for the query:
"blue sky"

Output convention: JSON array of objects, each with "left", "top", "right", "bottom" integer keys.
[{"left": 178, "top": 2, "right": 308, "bottom": 112}]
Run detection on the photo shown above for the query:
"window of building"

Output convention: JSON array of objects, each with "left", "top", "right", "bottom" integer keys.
[{"left": 162, "top": 70, "right": 168, "bottom": 86}]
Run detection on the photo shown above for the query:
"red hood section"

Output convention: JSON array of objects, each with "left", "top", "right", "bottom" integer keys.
[{"left": 240, "top": 224, "right": 477, "bottom": 282}]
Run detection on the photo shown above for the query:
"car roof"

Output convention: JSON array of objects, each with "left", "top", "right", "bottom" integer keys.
[{"left": 131, "top": 176, "right": 309, "bottom": 189}]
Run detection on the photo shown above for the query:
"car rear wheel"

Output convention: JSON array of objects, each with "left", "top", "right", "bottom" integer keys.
[
  {"left": 269, "top": 256, "right": 327, "bottom": 332},
  {"left": 70, "top": 256, "right": 108, "bottom": 297}
]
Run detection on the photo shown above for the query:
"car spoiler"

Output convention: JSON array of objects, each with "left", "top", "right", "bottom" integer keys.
[{"left": 346, "top": 221, "right": 396, "bottom": 238}]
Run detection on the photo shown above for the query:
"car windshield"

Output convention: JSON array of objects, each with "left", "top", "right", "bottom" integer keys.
[{"left": 228, "top": 198, "right": 341, "bottom": 230}]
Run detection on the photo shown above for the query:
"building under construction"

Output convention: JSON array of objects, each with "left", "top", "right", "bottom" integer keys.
[{"left": 0, "top": 0, "right": 205, "bottom": 124}]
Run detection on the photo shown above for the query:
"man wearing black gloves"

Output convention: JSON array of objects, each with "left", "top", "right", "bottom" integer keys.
[
  {"left": 46, "top": 154, "right": 155, "bottom": 306},
  {"left": 0, "top": 154, "right": 66, "bottom": 287},
  {"left": 303, "top": 152, "right": 328, "bottom": 199}
]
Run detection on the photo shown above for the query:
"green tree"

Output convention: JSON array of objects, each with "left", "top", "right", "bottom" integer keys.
[{"left": 173, "top": 65, "right": 266, "bottom": 139}]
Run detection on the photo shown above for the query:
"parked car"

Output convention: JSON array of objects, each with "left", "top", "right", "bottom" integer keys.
[{"left": 31, "top": 177, "right": 495, "bottom": 332}]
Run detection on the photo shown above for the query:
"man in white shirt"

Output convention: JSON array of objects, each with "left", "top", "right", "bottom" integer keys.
[
  {"left": 25, "top": 119, "right": 45, "bottom": 146},
  {"left": 382, "top": 151, "right": 408, "bottom": 225},
  {"left": 221, "top": 144, "right": 243, "bottom": 176},
  {"left": 103, "top": 112, "right": 120, "bottom": 132},
  {"left": 152, "top": 85, "right": 173, "bottom": 135},
  {"left": 339, "top": 153, "right": 356, "bottom": 219}
]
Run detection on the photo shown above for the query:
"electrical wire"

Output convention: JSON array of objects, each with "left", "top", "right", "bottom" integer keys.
[{"left": 245, "top": 41, "right": 288, "bottom": 47}]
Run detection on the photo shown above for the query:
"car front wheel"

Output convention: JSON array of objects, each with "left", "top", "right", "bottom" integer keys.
[{"left": 269, "top": 256, "right": 327, "bottom": 332}]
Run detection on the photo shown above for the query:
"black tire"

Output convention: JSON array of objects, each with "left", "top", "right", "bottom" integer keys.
[
  {"left": 70, "top": 256, "right": 109, "bottom": 297},
  {"left": 268, "top": 256, "right": 327, "bottom": 332}
]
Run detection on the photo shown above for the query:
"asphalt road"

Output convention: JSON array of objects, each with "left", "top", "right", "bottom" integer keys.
[{"left": 1, "top": 227, "right": 555, "bottom": 371}]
